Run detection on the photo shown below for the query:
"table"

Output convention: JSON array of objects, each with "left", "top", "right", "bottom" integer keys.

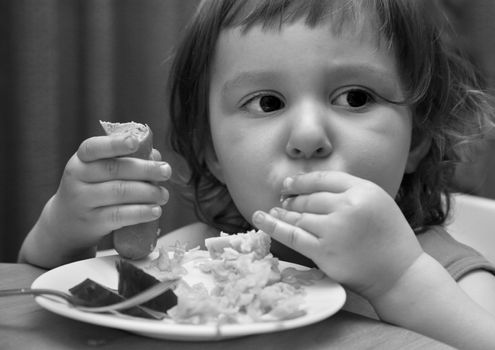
[{"left": 0, "top": 263, "right": 453, "bottom": 349}]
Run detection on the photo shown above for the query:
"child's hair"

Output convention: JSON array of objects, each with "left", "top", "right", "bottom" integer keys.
[{"left": 167, "top": 0, "right": 494, "bottom": 234}]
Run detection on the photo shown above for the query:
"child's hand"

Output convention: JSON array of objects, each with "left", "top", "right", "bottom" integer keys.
[
  {"left": 252, "top": 171, "right": 424, "bottom": 301},
  {"left": 46, "top": 134, "right": 171, "bottom": 250}
]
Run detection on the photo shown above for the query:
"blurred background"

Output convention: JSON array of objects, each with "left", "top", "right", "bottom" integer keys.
[{"left": 1, "top": 0, "right": 494, "bottom": 262}]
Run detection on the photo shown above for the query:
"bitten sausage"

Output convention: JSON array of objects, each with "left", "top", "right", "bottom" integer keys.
[{"left": 100, "top": 121, "right": 160, "bottom": 259}]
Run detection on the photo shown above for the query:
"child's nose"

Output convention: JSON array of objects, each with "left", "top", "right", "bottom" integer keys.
[{"left": 285, "top": 103, "right": 333, "bottom": 159}]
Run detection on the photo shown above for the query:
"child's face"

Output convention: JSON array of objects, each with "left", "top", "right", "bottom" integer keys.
[{"left": 207, "top": 21, "right": 415, "bottom": 225}]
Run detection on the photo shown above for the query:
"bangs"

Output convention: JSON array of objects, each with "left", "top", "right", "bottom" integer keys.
[{"left": 220, "top": 0, "right": 381, "bottom": 38}]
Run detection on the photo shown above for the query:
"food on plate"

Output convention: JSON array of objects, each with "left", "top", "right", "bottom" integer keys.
[
  {"left": 167, "top": 230, "right": 324, "bottom": 324},
  {"left": 100, "top": 121, "right": 160, "bottom": 260},
  {"left": 69, "top": 278, "right": 161, "bottom": 319},
  {"left": 116, "top": 260, "right": 178, "bottom": 312},
  {"left": 69, "top": 230, "right": 325, "bottom": 324},
  {"left": 204, "top": 229, "right": 271, "bottom": 259}
]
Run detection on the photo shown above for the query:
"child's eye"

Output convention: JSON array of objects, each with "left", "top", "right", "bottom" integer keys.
[
  {"left": 241, "top": 93, "right": 285, "bottom": 114},
  {"left": 332, "top": 88, "right": 376, "bottom": 109}
]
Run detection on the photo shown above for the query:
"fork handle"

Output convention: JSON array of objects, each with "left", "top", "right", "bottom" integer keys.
[{"left": 0, "top": 288, "right": 71, "bottom": 301}]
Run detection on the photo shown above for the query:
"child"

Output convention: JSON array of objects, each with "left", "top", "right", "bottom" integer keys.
[{"left": 19, "top": 0, "right": 495, "bottom": 348}]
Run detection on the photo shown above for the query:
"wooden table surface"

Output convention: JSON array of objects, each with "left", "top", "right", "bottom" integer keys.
[{"left": 0, "top": 263, "right": 454, "bottom": 349}]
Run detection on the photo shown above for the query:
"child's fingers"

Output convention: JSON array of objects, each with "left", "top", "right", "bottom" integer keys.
[
  {"left": 281, "top": 192, "right": 342, "bottom": 214},
  {"left": 268, "top": 207, "right": 326, "bottom": 238},
  {"left": 269, "top": 207, "right": 303, "bottom": 225},
  {"left": 95, "top": 204, "right": 162, "bottom": 231},
  {"left": 83, "top": 181, "right": 169, "bottom": 207},
  {"left": 78, "top": 158, "right": 171, "bottom": 183},
  {"left": 77, "top": 135, "right": 139, "bottom": 162},
  {"left": 281, "top": 171, "right": 360, "bottom": 197},
  {"left": 252, "top": 210, "right": 318, "bottom": 258}
]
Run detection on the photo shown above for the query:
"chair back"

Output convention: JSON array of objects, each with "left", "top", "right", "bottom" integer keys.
[{"left": 447, "top": 194, "right": 495, "bottom": 264}]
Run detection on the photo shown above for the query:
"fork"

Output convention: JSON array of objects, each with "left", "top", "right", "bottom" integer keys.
[{"left": 0, "top": 278, "right": 178, "bottom": 314}]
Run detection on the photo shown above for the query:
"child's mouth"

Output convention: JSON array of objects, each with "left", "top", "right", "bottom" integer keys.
[{"left": 279, "top": 193, "right": 297, "bottom": 204}]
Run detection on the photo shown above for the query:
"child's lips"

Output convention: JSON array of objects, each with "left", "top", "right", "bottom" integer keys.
[
  {"left": 279, "top": 193, "right": 289, "bottom": 203},
  {"left": 279, "top": 194, "right": 298, "bottom": 208},
  {"left": 279, "top": 184, "right": 298, "bottom": 204}
]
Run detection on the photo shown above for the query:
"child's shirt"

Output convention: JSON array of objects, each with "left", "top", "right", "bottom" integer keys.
[{"left": 343, "top": 226, "right": 495, "bottom": 319}]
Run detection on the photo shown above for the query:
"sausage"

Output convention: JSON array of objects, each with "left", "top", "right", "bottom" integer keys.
[{"left": 100, "top": 121, "right": 160, "bottom": 259}]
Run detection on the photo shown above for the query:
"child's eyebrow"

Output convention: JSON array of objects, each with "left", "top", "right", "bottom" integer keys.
[
  {"left": 221, "top": 70, "right": 279, "bottom": 95},
  {"left": 333, "top": 63, "right": 402, "bottom": 88},
  {"left": 221, "top": 63, "right": 402, "bottom": 96}
]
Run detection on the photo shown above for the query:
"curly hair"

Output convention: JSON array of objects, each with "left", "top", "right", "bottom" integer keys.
[{"left": 167, "top": 0, "right": 494, "bottom": 234}]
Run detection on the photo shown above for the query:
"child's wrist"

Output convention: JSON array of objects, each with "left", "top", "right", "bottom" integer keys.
[{"left": 20, "top": 196, "right": 98, "bottom": 268}]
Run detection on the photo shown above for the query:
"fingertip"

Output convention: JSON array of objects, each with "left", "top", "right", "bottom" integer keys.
[
  {"left": 124, "top": 135, "right": 139, "bottom": 152},
  {"left": 282, "top": 176, "right": 295, "bottom": 192},
  {"left": 252, "top": 210, "right": 266, "bottom": 227},
  {"left": 252, "top": 210, "right": 279, "bottom": 237},
  {"left": 151, "top": 205, "right": 162, "bottom": 218},
  {"left": 110, "top": 134, "right": 139, "bottom": 157},
  {"left": 159, "top": 163, "right": 172, "bottom": 180},
  {"left": 77, "top": 137, "right": 96, "bottom": 162},
  {"left": 269, "top": 207, "right": 283, "bottom": 219},
  {"left": 159, "top": 186, "right": 170, "bottom": 204}
]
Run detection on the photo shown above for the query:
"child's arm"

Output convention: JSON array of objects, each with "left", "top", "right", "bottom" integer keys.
[
  {"left": 370, "top": 252, "right": 495, "bottom": 350},
  {"left": 252, "top": 171, "right": 495, "bottom": 349},
  {"left": 18, "top": 134, "right": 171, "bottom": 269},
  {"left": 458, "top": 270, "right": 495, "bottom": 314}
]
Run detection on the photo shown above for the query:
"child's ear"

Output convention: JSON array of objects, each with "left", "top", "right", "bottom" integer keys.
[
  {"left": 205, "top": 145, "right": 225, "bottom": 183},
  {"left": 405, "top": 133, "right": 431, "bottom": 173}
]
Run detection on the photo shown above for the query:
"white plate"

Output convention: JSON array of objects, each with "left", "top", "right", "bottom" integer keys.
[{"left": 32, "top": 254, "right": 346, "bottom": 341}]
